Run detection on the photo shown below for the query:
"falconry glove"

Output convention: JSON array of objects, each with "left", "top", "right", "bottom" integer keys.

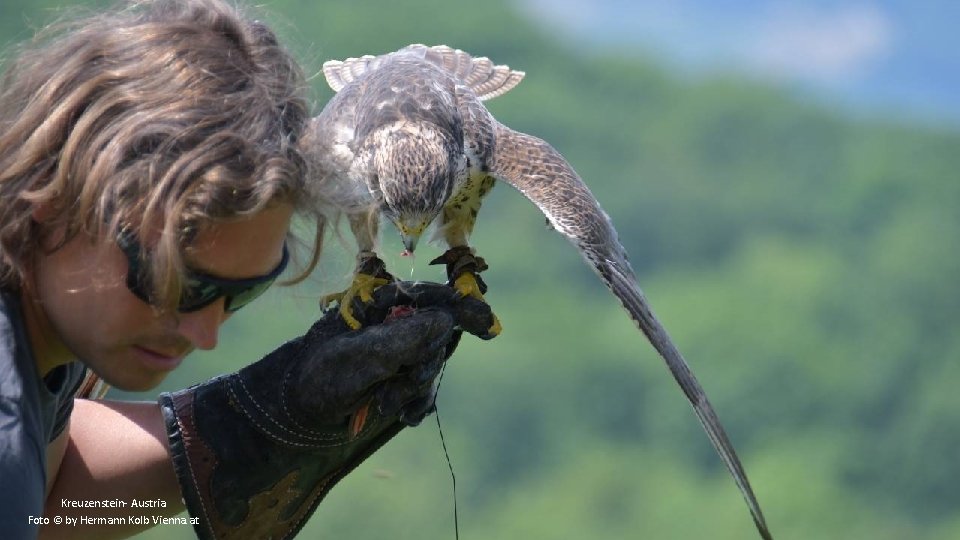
[{"left": 159, "top": 281, "right": 496, "bottom": 540}]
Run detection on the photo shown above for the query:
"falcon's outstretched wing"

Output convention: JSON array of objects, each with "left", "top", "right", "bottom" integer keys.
[{"left": 489, "top": 123, "right": 773, "bottom": 540}]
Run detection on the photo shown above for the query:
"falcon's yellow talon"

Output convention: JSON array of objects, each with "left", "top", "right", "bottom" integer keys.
[
  {"left": 452, "top": 271, "right": 502, "bottom": 337},
  {"left": 357, "top": 276, "right": 388, "bottom": 303},
  {"left": 453, "top": 272, "right": 484, "bottom": 300},
  {"left": 487, "top": 314, "right": 502, "bottom": 337},
  {"left": 320, "top": 291, "right": 344, "bottom": 309},
  {"left": 339, "top": 302, "right": 364, "bottom": 330},
  {"left": 324, "top": 273, "right": 390, "bottom": 330}
]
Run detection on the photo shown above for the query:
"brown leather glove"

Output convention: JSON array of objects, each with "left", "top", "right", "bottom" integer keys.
[{"left": 159, "top": 281, "right": 496, "bottom": 539}]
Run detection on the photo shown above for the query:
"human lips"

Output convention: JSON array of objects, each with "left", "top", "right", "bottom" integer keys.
[{"left": 132, "top": 345, "right": 187, "bottom": 371}]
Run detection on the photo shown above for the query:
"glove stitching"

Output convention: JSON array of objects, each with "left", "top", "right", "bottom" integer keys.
[
  {"left": 274, "top": 337, "right": 334, "bottom": 438},
  {"left": 279, "top": 367, "right": 340, "bottom": 438},
  {"left": 230, "top": 377, "right": 363, "bottom": 447},
  {"left": 227, "top": 381, "right": 348, "bottom": 448}
]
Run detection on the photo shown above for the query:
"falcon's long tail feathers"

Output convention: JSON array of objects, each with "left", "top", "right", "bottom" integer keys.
[
  {"left": 322, "top": 45, "right": 525, "bottom": 101},
  {"left": 600, "top": 259, "right": 773, "bottom": 540},
  {"left": 490, "top": 123, "right": 772, "bottom": 539},
  {"left": 322, "top": 54, "right": 383, "bottom": 93},
  {"left": 413, "top": 44, "right": 525, "bottom": 101}
]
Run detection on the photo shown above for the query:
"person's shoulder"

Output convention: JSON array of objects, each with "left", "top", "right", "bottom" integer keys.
[
  {"left": 0, "top": 291, "right": 22, "bottom": 379},
  {"left": 0, "top": 289, "right": 15, "bottom": 332},
  {"left": 0, "top": 290, "right": 34, "bottom": 402}
]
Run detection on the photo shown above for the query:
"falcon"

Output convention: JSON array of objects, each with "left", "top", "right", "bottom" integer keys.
[{"left": 300, "top": 44, "right": 773, "bottom": 539}]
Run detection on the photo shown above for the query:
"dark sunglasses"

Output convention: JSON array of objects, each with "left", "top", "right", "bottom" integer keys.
[{"left": 117, "top": 228, "right": 288, "bottom": 313}]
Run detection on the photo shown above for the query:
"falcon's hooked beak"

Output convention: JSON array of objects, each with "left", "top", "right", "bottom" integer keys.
[
  {"left": 396, "top": 220, "right": 426, "bottom": 256},
  {"left": 401, "top": 232, "right": 420, "bottom": 255}
]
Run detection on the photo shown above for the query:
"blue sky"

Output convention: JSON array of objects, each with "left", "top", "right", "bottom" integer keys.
[{"left": 517, "top": 0, "right": 960, "bottom": 126}]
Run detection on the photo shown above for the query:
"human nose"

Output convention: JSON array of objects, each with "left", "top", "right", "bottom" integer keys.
[{"left": 176, "top": 299, "right": 230, "bottom": 351}]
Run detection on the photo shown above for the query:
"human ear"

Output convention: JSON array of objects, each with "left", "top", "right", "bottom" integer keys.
[{"left": 30, "top": 200, "right": 57, "bottom": 224}]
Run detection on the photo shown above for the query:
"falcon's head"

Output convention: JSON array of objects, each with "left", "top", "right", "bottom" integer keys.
[{"left": 370, "top": 123, "right": 463, "bottom": 253}]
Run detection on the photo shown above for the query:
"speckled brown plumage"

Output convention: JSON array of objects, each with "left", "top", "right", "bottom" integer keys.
[{"left": 300, "top": 44, "right": 772, "bottom": 540}]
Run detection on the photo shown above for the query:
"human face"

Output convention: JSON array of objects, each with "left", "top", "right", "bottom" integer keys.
[{"left": 23, "top": 204, "right": 293, "bottom": 391}]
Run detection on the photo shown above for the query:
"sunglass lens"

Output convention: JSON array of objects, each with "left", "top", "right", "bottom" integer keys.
[
  {"left": 177, "top": 280, "right": 223, "bottom": 312},
  {"left": 223, "top": 279, "right": 276, "bottom": 312}
]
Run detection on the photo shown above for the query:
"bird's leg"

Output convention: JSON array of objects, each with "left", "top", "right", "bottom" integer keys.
[
  {"left": 320, "top": 211, "right": 394, "bottom": 330},
  {"left": 429, "top": 245, "right": 488, "bottom": 299},
  {"left": 430, "top": 246, "right": 502, "bottom": 337},
  {"left": 321, "top": 251, "right": 394, "bottom": 330},
  {"left": 319, "top": 251, "right": 393, "bottom": 435}
]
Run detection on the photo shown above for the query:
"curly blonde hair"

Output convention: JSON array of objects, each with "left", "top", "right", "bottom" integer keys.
[{"left": 0, "top": 0, "right": 320, "bottom": 309}]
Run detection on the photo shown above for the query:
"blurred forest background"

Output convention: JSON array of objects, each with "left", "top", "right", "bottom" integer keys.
[{"left": 3, "top": 0, "right": 958, "bottom": 538}]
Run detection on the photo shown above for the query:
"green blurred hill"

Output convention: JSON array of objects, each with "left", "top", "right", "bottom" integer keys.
[{"left": 5, "top": 0, "right": 958, "bottom": 538}]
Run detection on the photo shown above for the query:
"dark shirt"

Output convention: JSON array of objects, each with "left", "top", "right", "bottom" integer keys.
[{"left": 0, "top": 291, "right": 86, "bottom": 539}]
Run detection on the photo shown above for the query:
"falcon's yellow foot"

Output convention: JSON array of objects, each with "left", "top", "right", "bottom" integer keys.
[
  {"left": 453, "top": 271, "right": 484, "bottom": 301},
  {"left": 321, "top": 272, "right": 391, "bottom": 330},
  {"left": 430, "top": 246, "right": 502, "bottom": 337},
  {"left": 453, "top": 272, "right": 502, "bottom": 337}
]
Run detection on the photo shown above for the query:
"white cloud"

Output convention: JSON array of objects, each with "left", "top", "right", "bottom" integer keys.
[
  {"left": 517, "top": 0, "right": 894, "bottom": 86},
  {"left": 744, "top": 3, "right": 894, "bottom": 84}
]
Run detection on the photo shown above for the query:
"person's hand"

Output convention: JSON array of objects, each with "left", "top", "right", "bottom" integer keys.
[
  {"left": 290, "top": 281, "right": 496, "bottom": 430},
  {"left": 160, "top": 281, "right": 495, "bottom": 540}
]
